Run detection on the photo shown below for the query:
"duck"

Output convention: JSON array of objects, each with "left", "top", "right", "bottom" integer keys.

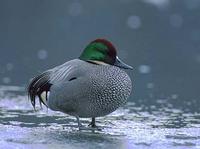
[{"left": 28, "top": 39, "right": 132, "bottom": 130}]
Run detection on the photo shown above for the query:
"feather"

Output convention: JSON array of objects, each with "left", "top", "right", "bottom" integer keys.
[
  {"left": 27, "top": 63, "right": 75, "bottom": 109},
  {"left": 27, "top": 71, "right": 52, "bottom": 109}
]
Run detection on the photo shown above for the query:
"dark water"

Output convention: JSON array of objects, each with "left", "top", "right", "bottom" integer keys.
[{"left": 0, "top": 86, "right": 200, "bottom": 149}]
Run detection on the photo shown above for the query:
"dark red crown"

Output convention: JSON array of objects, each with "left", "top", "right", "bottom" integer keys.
[{"left": 91, "top": 38, "right": 117, "bottom": 57}]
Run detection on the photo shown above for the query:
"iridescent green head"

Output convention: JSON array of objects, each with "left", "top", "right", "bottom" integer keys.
[{"left": 79, "top": 39, "right": 133, "bottom": 69}]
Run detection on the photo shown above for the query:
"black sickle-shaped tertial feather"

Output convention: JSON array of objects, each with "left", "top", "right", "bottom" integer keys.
[{"left": 27, "top": 71, "right": 52, "bottom": 109}]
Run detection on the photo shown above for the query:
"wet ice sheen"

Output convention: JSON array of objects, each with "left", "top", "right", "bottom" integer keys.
[{"left": 0, "top": 86, "right": 200, "bottom": 149}]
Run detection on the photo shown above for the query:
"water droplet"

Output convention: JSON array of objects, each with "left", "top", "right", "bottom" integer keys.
[
  {"left": 138, "top": 65, "right": 151, "bottom": 74},
  {"left": 68, "top": 2, "right": 82, "bottom": 16},
  {"left": 169, "top": 14, "right": 183, "bottom": 28},
  {"left": 127, "top": 15, "right": 141, "bottom": 29},
  {"left": 37, "top": 49, "right": 48, "bottom": 60},
  {"left": 6, "top": 63, "right": 14, "bottom": 71},
  {"left": 2, "top": 77, "right": 11, "bottom": 84}
]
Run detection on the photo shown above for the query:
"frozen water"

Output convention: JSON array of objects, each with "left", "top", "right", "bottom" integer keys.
[{"left": 0, "top": 86, "right": 200, "bottom": 149}]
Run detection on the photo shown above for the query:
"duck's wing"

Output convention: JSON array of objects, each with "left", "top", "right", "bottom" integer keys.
[{"left": 27, "top": 59, "right": 82, "bottom": 109}]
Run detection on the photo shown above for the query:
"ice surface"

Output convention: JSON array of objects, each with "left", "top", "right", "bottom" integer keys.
[{"left": 0, "top": 86, "right": 200, "bottom": 149}]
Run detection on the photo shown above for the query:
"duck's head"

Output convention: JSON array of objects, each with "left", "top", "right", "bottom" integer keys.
[{"left": 79, "top": 39, "right": 133, "bottom": 69}]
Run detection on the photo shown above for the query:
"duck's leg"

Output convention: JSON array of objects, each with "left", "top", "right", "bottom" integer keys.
[
  {"left": 88, "top": 117, "right": 96, "bottom": 127},
  {"left": 75, "top": 116, "right": 90, "bottom": 130},
  {"left": 75, "top": 116, "right": 83, "bottom": 129},
  {"left": 88, "top": 117, "right": 101, "bottom": 130},
  {"left": 75, "top": 116, "right": 101, "bottom": 131}
]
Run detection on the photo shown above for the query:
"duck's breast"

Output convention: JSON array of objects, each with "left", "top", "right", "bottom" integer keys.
[{"left": 85, "top": 65, "right": 132, "bottom": 117}]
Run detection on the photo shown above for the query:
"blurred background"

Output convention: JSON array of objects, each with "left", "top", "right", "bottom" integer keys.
[{"left": 0, "top": 0, "right": 200, "bottom": 102}]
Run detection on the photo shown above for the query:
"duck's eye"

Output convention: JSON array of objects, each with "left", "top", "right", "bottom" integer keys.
[{"left": 69, "top": 77, "right": 77, "bottom": 81}]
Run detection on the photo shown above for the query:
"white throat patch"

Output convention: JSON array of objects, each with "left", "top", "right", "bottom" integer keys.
[{"left": 89, "top": 60, "right": 109, "bottom": 65}]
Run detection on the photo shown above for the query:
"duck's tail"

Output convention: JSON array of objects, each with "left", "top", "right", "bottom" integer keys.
[{"left": 27, "top": 71, "right": 52, "bottom": 109}]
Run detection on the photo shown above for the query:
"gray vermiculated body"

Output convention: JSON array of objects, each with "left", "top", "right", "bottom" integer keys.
[{"left": 47, "top": 59, "right": 132, "bottom": 118}]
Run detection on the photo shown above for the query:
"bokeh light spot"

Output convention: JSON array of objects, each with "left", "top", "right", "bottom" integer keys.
[
  {"left": 138, "top": 65, "right": 151, "bottom": 74},
  {"left": 68, "top": 2, "right": 82, "bottom": 16},
  {"left": 127, "top": 15, "right": 141, "bottom": 29},
  {"left": 169, "top": 14, "right": 183, "bottom": 28},
  {"left": 37, "top": 49, "right": 48, "bottom": 60},
  {"left": 6, "top": 63, "right": 14, "bottom": 71},
  {"left": 147, "top": 83, "right": 154, "bottom": 89},
  {"left": 2, "top": 77, "right": 11, "bottom": 84}
]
